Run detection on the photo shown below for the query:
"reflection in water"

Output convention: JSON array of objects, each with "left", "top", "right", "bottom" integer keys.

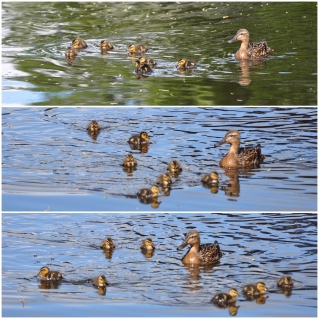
[
  {"left": 235, "top": 59, "right": 269, "bottom": 86},
  {"left": 122, "top": 166, "right": 137, "bottom": 176},
  {"left": 138, "top": 196, "right": 161, "bottom": 209},
  {"left": 244, "top": 294, "right": 268, "bottom": 304},
  {"left": 278, "top": 287, "right": 293, "bottom": 297},
  {"left": 222, "top": 169, "right": 240, "bottom": 197},
  {"left": 129, "top": 143, "right": 149, "bottom": 154},
  {"left": 38, "top": 280, "right": 61, "bottom": 289},
  {"left": 87, "top": 130, "right": 100, "bottom": 140}
]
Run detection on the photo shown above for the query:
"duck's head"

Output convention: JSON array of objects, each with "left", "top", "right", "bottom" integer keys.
[
  {"left": 151, "top": 185, "right": 159, "bottom": 196},
  {"left": 100, "top": 40, "right": 112, "bottom": 49},
  {"left": 228, "top": 29, "right": 250, "bottom": 44},
  {"left": 103, "top": 238, "right": 116, "bottom": 249},
  {"left": 87, "top": 120, "right": 101, "bottom": 132},
  {"left": 214, "top": 130, "right": 241, "bottom": 147},
  {"left": 128, "top": 44, "right": 137, "bottom": 53},
  {"left": 72, "top": 38, "right": 85, "bottom": 48},
  {"left": 256, "top": 282, "right": 267, "bottom": 293},
  {"left": 37, "top": 266, "right": 50, "bottom": 277},
  {"left": 139, "top": 57, "right": 147, "bottom": 64},
  {"left": 177, "top": 58, "right": 187, "bottom": 68},
  {"left": 210, "top": 171, "right": 219, "bottom": 181},
  {"left": 229, "top": 288, "right": 238, "bottom": 297},
  {"left": 141, "top": 238, "right": 155, "bottom": 250},
  {"left": 126, "top": 153, "right": 135, "bottom": 161},
  {"left": 140, "top": 131, "right": 150, "bottom": 142},
  {"left": 177, "top": 230, "right": 200, "bottom": 250},
  {"left": 96, "top": 275, "right": 107, "bottom": 287}
]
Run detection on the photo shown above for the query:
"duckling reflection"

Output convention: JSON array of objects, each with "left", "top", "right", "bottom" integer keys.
[
  {"left": 138, "top": 196, "right": 161, "bottom": 209},
  {"left": 228, "top": 305, "right": 240, "bottom": 316},
  {"left": 65, "top": 47, "right": 77, "bottom": 65},
  {"left": 161, "top": 186, "right": 171, "bottom": 196},
  {"left": 122, "top": 165, "right": 137, "bottom": 175},
  {"left": 140, "top": 238, "right": 155, "bottom": 258},
  {"left": 38, "top": 280, "right": 61, "bottom": 289},
  {"left": 277, "top": 276, "right": 293, "bottom": 297},
  {"left": 201, "top": 171, "right": 219, "bottom": 194},
  {"left": 128, "top": 143, "right": 149, "bottom": 154},
  {"left": 221, "top": 169, "right": 240, "bottom": 197},
  {"left": 93, "top": 275, "right": 107, "bottom": 295}
]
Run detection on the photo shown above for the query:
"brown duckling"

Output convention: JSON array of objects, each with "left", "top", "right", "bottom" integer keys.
[
  {"left": 37, "top": 266, "right": 63, "bottom": 281},
  {"left": 201, "top": 171, "right": 219, "bottom": 185},
  {"left": 277, "top": 276, "right": 293, "bottom": 289},
  {"left": 100, "top": 237, "right": 116, "bottom": 250},
  {"left": 140, "top": 238, "right": 155, "bottom": 251},
  {"left": 177, "top": 58, "right": 197, "bottom": 69},
  {"left": 137, "top": 185, "right": 159, "bottom": 199},
  {"left": 122, "top": 153, "right": 137, "bottom": 167},
  {"left": 128, "top": 131, "right": 150, "bottom": 145},
  {"left": 93, "top": 275, "right": 108, "bottom": 287},
  {"left": 167, "top": 160, "right": 182, "bottom": 174},
  {"left": 243, "top": 282, "right": 267, "bottom": 296},
  {"left": 157, "top": 173, "right": 172, "bottom": 187},
  {"left": 65, "top": 47, "right": 77, "bottom": 58},
  {"left": 128, "top": 44, "right": 147, "bottom": 53},
  {"left": 72, "top": 38, "right": 88, "bottom": 49},
  {"left": 135, "top": 60, "right": 153, "bottom": 75},
  {"left": 100, "top": 40, "right": 113, "bottom": 52},
  {"left": 138, "top": 57, "right": 157, "bottom": 68},
  {"left": 213, "top": 288, "right": 238, "bottom": 307},
  {"left": 87, "top": 120, "right": 101, "bottom": 132}
]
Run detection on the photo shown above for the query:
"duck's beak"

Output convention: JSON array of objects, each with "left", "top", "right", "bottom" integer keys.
[
  {"left": 214, "top": 137, "right": 226, "bottom": 147},
  {"left": 227, "top": 35, "right": 237, "bottom": 44},
  {"left": 177, "top": 240, "right": 188, "bottom": 250}
]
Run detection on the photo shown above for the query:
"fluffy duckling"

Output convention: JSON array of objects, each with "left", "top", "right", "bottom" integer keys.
[
  {"left": 243, "top": 282, "right": 267, "bottom": 296},
  {"left": 37, "top": 266, "right": 62, "bottom": 281},
  {"left": 100, "top": 237, "right": 116, "bottom": 250},
  {"left": 157, "top": 173, "right": 172, "bottom": 187},
  {"left": 122, "top": 153, "right": 137, "bottom": 167},
  {"left": 137, "top": 185, "right": 159, "bottom": 199},
  {"left": 140, "top": 238, "right": 155, "bottom": 251},
  {"left": 138, "top": 57, "right": 157, "bottom": 68},
  {"left": 100, "top": 40, "right": 113, "bottom": 52},
  {"left": 93, "top": 275, "right": 108, "bottom": 287},
  {"left": 65, "top": 47, "right": 77, "bottom": 58},
  {"left": 87, "top": 120, "right": 101, "bottom": 132},
  {"left": 177, "top": 58, "right": 197, "bottom": 69},
  {"left": 277, "top": 276, "right": 293, "bottom": 289},
  {"left": 128, "top": 44, "right": 147, "bottom": 53},
  {"left": 128, "top": 131, "right": 150, "bottom": 145},
  {"left": 201, "top": 171, "right": 219, "bottom": 185},
  {"left": 135, "top": 60, "right": 153, "bottom": 75},
  {"left": 167, "top": 161, "right": 182, "bottom": 174},
  {"left": 213, "top": 288, "right": 238, "bottom": 307},
  {"left": 72, "top": 38, "right": 88, "bottom": 49}
]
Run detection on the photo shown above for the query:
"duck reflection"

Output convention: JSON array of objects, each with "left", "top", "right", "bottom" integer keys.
[
  {"left": 138, "top": 196, "right": 161, "bottom": 209},
  {"left": 87, "top": 130, "right": 100, "bottom": 140},
  {"left": 277, "top": 276, "right": 293, "bottom": 297},
  {"left": 122, "top": 166, "right": 137, "bottom": 176},
  {"left": 201, "top": 171, "right": 219, "bottom": 194},
  {"left": 38, "top": 280, "right": 61, "bottom": 289},
  {"left": 65, "top": 47, "right": 77, "bottom": 66},
  {"left": 221, "top": 169, "right": 240, "bottom": 197},
  {"left": 234, "top": 59, "right": 268, "bottom": 86},
  {"left": 129, "top": 143, "right": 149, "bottom": 154}
]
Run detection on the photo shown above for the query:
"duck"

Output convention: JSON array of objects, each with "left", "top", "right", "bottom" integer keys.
[
  {"left": 201, "top": 171, "right": 219, "bottom": 185},
  {"left": 65, "top": 47, "right": 77, "bottom": 58},
  {"left": 243, "top": 282, "right": 267, "bottom": 296},
  {"left": 277, "top": 276, "right": 293, "bottom": 289},
  {"left": 128, "top": 44, "right": 147, "bottom": 53},
  {"left": 122, "top": 153, "right": 137, "bottom": 167},
  {"left": 157, "top": 173, "right": 172, "bottom": 187},
  {"left": 140, "top": 238, "right": 155, "bottom": 251},
  {"left": 135, "top": 61, "right": 153, "bottom": 75},
  {"left": 100, "top": 237, "right": 116, "bottom": 250},
  {"left": 138, "top": 57, "right": 157, "bottom": 68},
  {"left": 214, "top": 130, "right": 265, "bottom": 168},
  {"left": 93, "top": 275, "right": 108, "bottom": 287},
  {"left": 128, "top": 131, "right": 150, "bottom": 145},
  {"left": 228, "top": 29, "right": 273, "bottom": 59},
  {"left": 167, "top": 160, "right": 182, "bottom": 174},
  {"left": 100, "top": 40, "right": 113, "bottom": 52},
  {"left": 37, "top": 266, "right": 63, "bottom": 281},
  {"left": 72, "top": 38, "right": 88, "bottom": 49},
  {"left": 177, "top": 58, "right": 196, "bottom": 69},
  {"left": 177, "top": 230, "right": 222, "bottom": 265},
  {"left": 87, "top": 120, "right": 101, "bottom": 132},
  {"left": 137, "top": 185, "right": 159, "bottom": 199},
  {"left": 212, "top": 288, "right": 238, "bottom": 307}
]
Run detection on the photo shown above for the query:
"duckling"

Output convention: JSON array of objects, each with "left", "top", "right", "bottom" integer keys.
[
  {"left": 277, "top": 276, "right": 293, "bottom": 289},
  {"left": 65, "top": 47, "right": 77, "bottom": 58},
  {"left": 243, "top": 282, "right": 267, "bottom": 296},
  {"left": 157, "top": 173, "right": 172, "bottom": 187},
  {"left": 100, "top": 40, "right": 113, "bottom": 52},
  {"left": 122, "top": 153, "right": 137, "bottom": 167},
  {"left": 72, "top": 38, "right": 88, "bottom": 49},
  {"left": 128, "top": 131, "right": 150, "bottom": 145},
  {"left": 138, "top": 57, "right": 157, "bottom": 68},
  {"left": 177, "top": 58, "right": 196, "bottom": 69},
  {"left": 201, "top": 171, "right": 219, "bottom": 185},
  {"left": 87, "top": 120, "right": 101, "bottom": 132},
  {"left": 135, "top": 60, "right": 153, "bottom": 75},
  {"left": 100, "top": 237, "right": 116, "bottom": 250},
  {"left": 167, "top": 161, "right": 182, "bottom": 174},
  {"left": 93, "top": 275, "right": 107, "bottom": 287},
  {"left": 128, "top": 44, "right": 147, "bottom": 53},
  {"left": 140, "top": 238, "right": 155, "bottom": 251},
  {"left": 213, "top": 288, "right": 238, "bottom": 307},
  {"left": 37, "top": 266, "right": 62, "bottom": 281},
  {"left": 137, "top": 185, "right": 159, "bottom": 199}
]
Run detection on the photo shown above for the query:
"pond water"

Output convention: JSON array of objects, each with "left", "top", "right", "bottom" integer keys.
[
  {"left": 2, "top": 213, "right": 317, "bottom": 317},
  {"left": 2, "top": 2, "right": 317, "bottom": 106},
  {"left": 2, "top": 107, "right": 317, "bottom": 212}
]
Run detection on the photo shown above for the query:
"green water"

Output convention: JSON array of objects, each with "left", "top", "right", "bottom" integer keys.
[{"left": 2, "top": 2, "right": 317, "bottom": 105}]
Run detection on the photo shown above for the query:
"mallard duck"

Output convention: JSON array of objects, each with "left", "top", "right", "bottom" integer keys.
[
  {"left": 277, "top": 276, "right": 293, "bottom": 289},
  {"left": 128, "top": 44, "right": 147, "bottom": 53},
  {"left": 201, "top": 171, "right": 219, "bottom": 185},
  {"left": 137, "top": 185, "right": 159, "bottom": 199},
  {"left": 128, "top": 131, "right": 149, "bottom": 145},
  {"left": 138, "top": 57, "right": 157, "bottom": 68},
  {"left": 167, "top": 160, "right": 182, "bottom": 174},
  {"left": 122, "top": 153, "right": 137, "bottom": 167},
  {"left": 213, "top": 288, "right": 238, "bottom": 307},
  {"left": 72, "top": 38, "right": 88, "bottom": 49},
  {"left": 214, "top": 130, "right": 265, "bottom": 168},
  {"left": 87, "top": 120, "right": 101, "bottom": 132},
  {"left": 157, "top": 173, "right": 172, "bottom": 187},
  {"left": 65, "top": 47, "right": 77, "bottom": 58},
  {"left": 228, "top": 29, "right": 273, "bottom": 59},
  {"left": 135, "top": 60, "right": 153, "bottom": 75},
  {"left": 177, "top": 230, "right": 222, "bottom": 265},
  {"left": 100, "top": 40, "right": 113, "bottom": 52},
  {"left": 140, "top": 238, "right": 155, "bottom": 251},
  {"left": 243, "top": 282, "right": 267, "bottom": 296},
  {"left": 37, "top": 266, "right": 62, "bottom": 281},
  {"left": 93, "top": 275, "right": 107, "bottom": 287},
  {"left": 177, "top": 58, "right": 196, "bottom": 69},
  {"left": 100, "top": 237, "right": 116, "bottom": 250}
]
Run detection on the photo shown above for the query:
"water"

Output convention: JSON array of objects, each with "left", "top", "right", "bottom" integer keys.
[
  {"left": 2, "top": 2, "right": 317, "bottom": 106},
  {"left": 2, "top": 213, "right": 317, "bottom": 317},
  {"left": 2, "top": 107, "right": 317, "bottom": 211}
]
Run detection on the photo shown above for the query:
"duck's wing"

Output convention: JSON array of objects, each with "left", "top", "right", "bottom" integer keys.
[
  {"left": 199, "top": 240, "right": 223, "bottom": 264},
  {"left": 248, "top": 40, "right": 273, "bottom": 58},
  {"left": 238, "top": 144, "right": 265, "bottom": 168}
]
